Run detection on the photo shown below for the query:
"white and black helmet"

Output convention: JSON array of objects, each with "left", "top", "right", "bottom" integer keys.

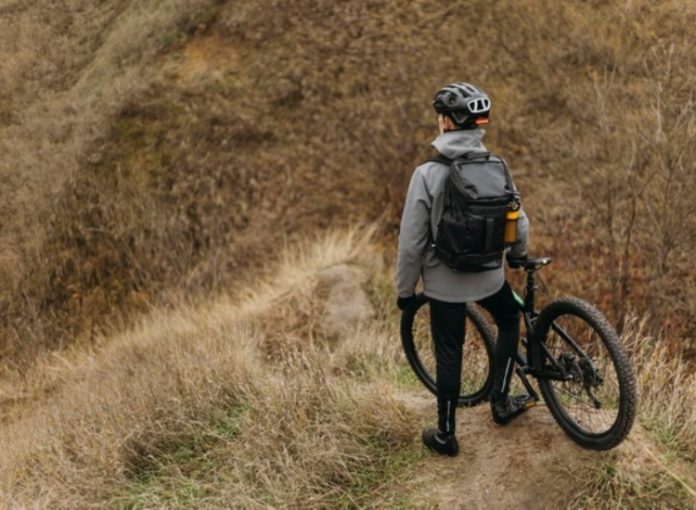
[{"left": 432, "top": 82, "right": 491, "bottom": 129}]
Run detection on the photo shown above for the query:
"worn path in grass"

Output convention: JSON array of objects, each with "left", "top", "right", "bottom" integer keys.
[
  {"left": 318, "top": 260, "right": 696, "bottom": 508},
  {"left": 390, "top": 390, "right": 596, "bottom": 509},
  {"left": 389, "top": 389, "right": 695, "bottom": 509}
]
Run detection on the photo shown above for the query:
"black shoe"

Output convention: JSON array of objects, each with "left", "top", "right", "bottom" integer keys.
[
  {"left": 422, "top": 428, "right": 459, "bottom": 457},
  {"left": 491, "top": 394, "right": 536, "bottom": 426}
]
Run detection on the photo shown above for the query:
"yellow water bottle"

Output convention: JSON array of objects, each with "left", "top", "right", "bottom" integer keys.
[{"left": 504, "top": 200, "right": 520, "bottom": 244}]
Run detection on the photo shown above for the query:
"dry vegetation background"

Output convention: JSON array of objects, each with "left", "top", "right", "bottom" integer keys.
[
  {"left": 1, "top": 0, "right": 695, "bottom": 367},
  {"left": 1, "top": 0, "right": 696, "bottom": 507}
]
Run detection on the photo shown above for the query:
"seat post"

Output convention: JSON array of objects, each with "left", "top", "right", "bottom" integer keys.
[{"left": 525, "top": 269, "right": 536, "bottom": 313}]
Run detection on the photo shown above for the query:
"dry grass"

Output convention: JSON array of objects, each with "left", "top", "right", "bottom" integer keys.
[
  {"left": 0, "top": 226, "right": 694, "bottom": 508},
  {"left": 565, "top": 317, "right": 696, "bottom": 509},
  {"left": 626, "top": 319, "right": 696, "bottom": 461},
  {"left": 568, "top": 454, "right": 693, "bottom": 509},
  {"left": 0, "top": 0, "right": 227, "bottom": 363},
  {"left": 1, "top": 1, "right": 696, "bottom": 506},
  {"left": 0, "top": 227, "right": 422, "bottom": 509}
]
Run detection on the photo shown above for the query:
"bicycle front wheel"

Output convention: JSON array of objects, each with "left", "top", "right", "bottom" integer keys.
[
  {"left": 400, "top": 294, "right": 495, "bottom": 407},
  {"left": 532, "top": 297, "right": 636, "bottom": 450}
]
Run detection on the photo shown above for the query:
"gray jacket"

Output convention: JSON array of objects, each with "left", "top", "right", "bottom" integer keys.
[{"left": 396, "top": 129, "right": 529, "bottom": 302}]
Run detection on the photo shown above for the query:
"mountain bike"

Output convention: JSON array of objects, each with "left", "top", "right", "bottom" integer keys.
[{"left": 400, "top": 257, "right": 636, "bottom": 450}]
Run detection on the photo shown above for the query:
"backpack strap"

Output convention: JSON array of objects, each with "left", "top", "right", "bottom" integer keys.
[
  {"left": 460, "top": 151, "right": 491, "bottom": 160},
  {"left": 497, "top": 157, "right": 519, "bottom": 195},
  {"left": 424, "top": 151, "right": 492, "bottom": 166},
  {"left": 424, "top": 152, "right": 452, "bottom": 166}
]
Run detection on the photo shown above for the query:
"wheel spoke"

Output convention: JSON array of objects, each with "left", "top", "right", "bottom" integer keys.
[{"left": 543, "top": 311, "right": 622, "bottom": 436}]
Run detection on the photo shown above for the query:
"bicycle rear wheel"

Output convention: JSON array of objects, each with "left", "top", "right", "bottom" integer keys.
[
  {"left": 400, "top": 294, "right": 495, "bottom": 406},
  {"left": 532, "top": 297, "right": 636, "bottom": 450}
]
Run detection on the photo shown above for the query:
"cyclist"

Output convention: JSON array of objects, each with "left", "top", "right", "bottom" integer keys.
[{"left": 396, "top": 82, "right": 532, "bottom": 457}]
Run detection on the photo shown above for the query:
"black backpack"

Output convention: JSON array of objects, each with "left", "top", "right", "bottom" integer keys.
[{"left": 429, "top": 151, "right": 520, "bottom": 272}]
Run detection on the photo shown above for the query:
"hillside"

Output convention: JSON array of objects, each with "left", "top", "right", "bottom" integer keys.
[
  {"left": 2, "top": 0, "right": 695, "bottom": 368},
  {"left": 1, "top": 0, "right": 696, "bottom": 508},
  {"left": 1, "top": 229, "right": 694, "bottom": 508}
]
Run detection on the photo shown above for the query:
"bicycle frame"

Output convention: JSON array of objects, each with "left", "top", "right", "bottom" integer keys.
[
  {"left": 400, "top": 256, "right": 636, "bottom": 449},
  {"left": 510, "top": 265, "right": 576, "bottom": 401}
]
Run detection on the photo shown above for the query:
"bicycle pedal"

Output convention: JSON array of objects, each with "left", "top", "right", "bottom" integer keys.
[
  {"left": 513, "top": 395, "right": 538, "bottom": 409},
  {"left": 522, "top": 399, "right": 537, "bottom": 409}
]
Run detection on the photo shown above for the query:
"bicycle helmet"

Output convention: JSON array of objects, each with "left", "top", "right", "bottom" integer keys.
[{"left": 432, "top": 82, "right": 491, "bottom": 129}]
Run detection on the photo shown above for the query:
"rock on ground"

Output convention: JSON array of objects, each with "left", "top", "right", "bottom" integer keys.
[{"left": 317, "top": 264, "right": 373, "bottom": 338}]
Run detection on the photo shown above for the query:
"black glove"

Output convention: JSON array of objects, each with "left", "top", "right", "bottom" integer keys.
[
  {"left": 397, "top": 295, "right": 418, "bottom": 312},
  {"left": 506, "top": 253, "right": 528, "bottom": 269}
]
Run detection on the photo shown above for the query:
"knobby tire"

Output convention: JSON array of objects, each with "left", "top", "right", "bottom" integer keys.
[{"left": 531, "top": 297, "right": 636, "bottom": 450}]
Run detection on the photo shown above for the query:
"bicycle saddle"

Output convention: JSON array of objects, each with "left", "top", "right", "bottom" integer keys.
[{"left": 517, "top": 257, "right": 552, "bottom": 270}]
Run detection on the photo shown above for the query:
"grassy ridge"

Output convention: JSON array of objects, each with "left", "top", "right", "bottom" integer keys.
[
  {"left": 1, "top": 228, "right": 694, "bottom": 508},
  {"left": 0, "top": 228, "right": 423, "bottom": 507}
]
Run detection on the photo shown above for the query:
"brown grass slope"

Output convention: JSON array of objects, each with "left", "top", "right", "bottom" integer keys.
[
  {"left": 0, "top": 229, "right": 417, "bottom": 508},
  {"left": 1, "top": 2, "right": 696, "bottom": 508},
  {"left": 0, "top": 0, "right": 227, "bottom": 361},
  {"left": 2, "top": 0, "right": 696, "bottom": 370}
]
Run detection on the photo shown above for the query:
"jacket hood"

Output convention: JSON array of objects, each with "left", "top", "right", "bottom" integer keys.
[{"left": 431, "top": 128, "right": 487, "bottom": 159}]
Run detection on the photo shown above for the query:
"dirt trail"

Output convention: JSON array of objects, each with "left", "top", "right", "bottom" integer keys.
[{"left": 391, "top": 390, "right": 645, "bottom": 509}]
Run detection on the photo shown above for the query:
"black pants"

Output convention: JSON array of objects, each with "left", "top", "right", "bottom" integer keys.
[{"left": 430, "top": 281, "right": 520, "bottom": 434}]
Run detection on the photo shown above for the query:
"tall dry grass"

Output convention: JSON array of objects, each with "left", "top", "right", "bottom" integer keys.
[
  {"left": 1, "top": 226, "right": 695, "bottom": 508},
  {"left": 565, "top": 317, "right": 696, "bottom": 509},
  {"left": 0, "top": 227, "right": 422, "bottom": 508},
  {"left": 627, "top": 319, "right": 696, "bottom": 461}
]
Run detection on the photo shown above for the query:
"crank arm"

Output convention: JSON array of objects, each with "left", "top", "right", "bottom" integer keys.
[{"left": 515, "top": 366, "right": 540, "bottom": 401}]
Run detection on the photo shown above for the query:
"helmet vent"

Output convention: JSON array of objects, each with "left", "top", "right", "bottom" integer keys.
[
  {"left": 461, "top": 83, "right": 477, "bottom": 95},
  {"left": 468, "top": 98, "right": 490, "bottom": 114}
]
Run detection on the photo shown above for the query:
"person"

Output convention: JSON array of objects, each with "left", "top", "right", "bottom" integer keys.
[{"left": 395, "top": 82, "right": 532, "bottom": 457}]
